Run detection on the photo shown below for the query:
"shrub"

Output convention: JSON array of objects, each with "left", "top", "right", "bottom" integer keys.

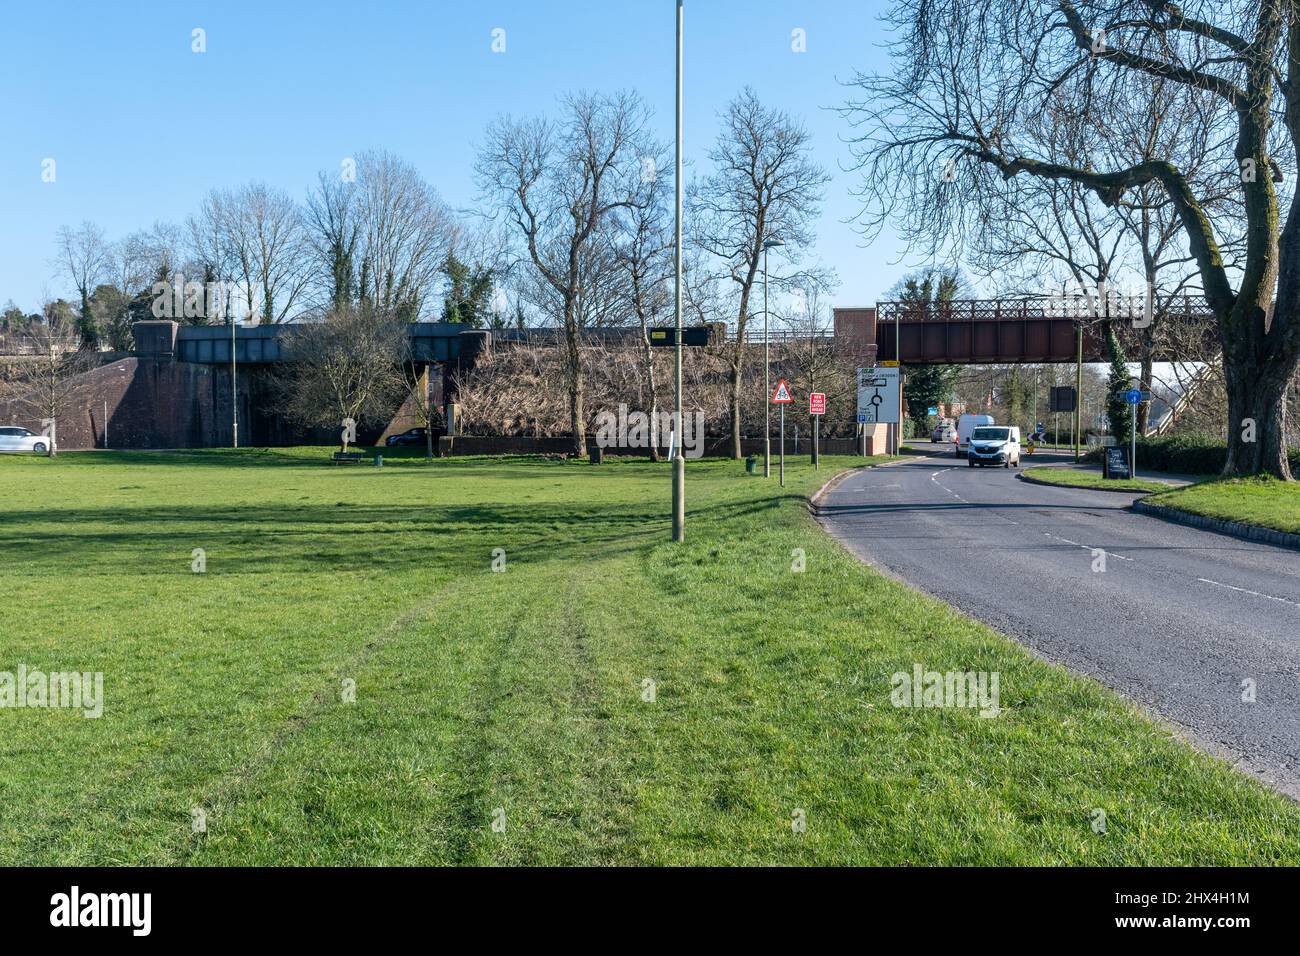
[{"left": 1083, "top": 433, "right": 1300, "bottom": 474}]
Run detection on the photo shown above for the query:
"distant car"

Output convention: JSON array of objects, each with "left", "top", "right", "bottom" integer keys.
[
  {"left": 0, "top": 426, "right": 50, "bottom": 455},
  {"left": 955, "top": 413, "right": 995, "bottom": 457},
  {"left": 967, "top": 425, "right": 1021, "bottom": 468},
  {"left": 931, "top": 421, "right": 956, "bottom": 443},
  {"left": 386, "top": 427, "right": 433, "bottom": 447}
]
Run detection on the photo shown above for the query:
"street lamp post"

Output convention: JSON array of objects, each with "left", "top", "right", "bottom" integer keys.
[
  {"left": 894, "top": 298, "right": 901, "bottom": 454},
  {"left": 231, "top": 308, "right": 239, "bottom": 448},
  {"left": 762, "top": 237, "right": 783, "bottom": 477},
  {"left": 1074, "top": 321, "right": 1083, "bottom": 462},
  {"left": 671, "top": 0, "right": 685, "bottom": 542}
]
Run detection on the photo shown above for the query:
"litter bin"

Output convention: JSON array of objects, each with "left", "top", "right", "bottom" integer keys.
[{"left": 745, "top": 455, "right": 757, "bottom": 475}]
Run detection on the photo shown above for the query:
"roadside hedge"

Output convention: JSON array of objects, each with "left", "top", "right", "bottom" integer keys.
[{"left": 1084, "top": 433, "right": 1300, "bottom": 475}]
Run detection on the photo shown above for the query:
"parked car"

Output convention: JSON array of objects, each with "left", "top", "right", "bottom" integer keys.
[
  {"left": 0, "top": 426, "right": 50, "bottom": 455},
  {"left": 967, "top": 425, "right": 1021, "bottom": 468},
  {"left": 931, "top": 420, "right": 956, "bottom": 443},
  {"left": 385, "top": 427, "right": 439, "bottom": 447},
  {"left": 954, "top": 413, "right": 995, "bottom": 457}
]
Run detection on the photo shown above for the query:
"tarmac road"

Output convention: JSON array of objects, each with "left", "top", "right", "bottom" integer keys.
[{"left": 818, "top": 450, "right": 1300, "bottom": 797}]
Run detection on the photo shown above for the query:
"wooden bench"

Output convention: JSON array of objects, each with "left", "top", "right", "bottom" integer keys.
[{"left": 331, "top": 451, "right": 367, "bottom": 464}]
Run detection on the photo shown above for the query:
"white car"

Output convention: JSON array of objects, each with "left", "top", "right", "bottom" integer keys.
[
  {"left": 0, "top": 426, "right": 51, "bottom": 455},
  {"left": 967, "top": 425, "right": 1020, "bottom": 468}
]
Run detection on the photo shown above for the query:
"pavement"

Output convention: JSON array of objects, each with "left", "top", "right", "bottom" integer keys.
[{"left": 818, "top": 446, "right": 1300, "bottom": 798}]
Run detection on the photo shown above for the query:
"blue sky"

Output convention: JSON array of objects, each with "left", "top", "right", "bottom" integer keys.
[{"left": 0, "top": 0, "right": 913, "bottom": 314}]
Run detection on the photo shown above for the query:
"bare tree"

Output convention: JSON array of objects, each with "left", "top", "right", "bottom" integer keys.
[
  {"left": 1109, "top": 78, "right": 1240, "bottom": 431},
  {"left": 970, "top": 89, "right": 1139, "bottom": 439},
  {"left": 305, "top": 171, "right": 360, "bottom": 313},
  {"left": 477, "top": 91, "right": 652, "bottom": 456},
  {"left": 690, "top": 87, "right": 830, "bottom": 457},
  {"left": 2, "top": 312, "right": 97, "bottom": 456},
  {"left": 399, "top": 358, "right": 446, "bottom": 460},
  {"left": 54, "top": 222, "right": 111, "bottom": 348},
  {"left": 191, "top": 184, "right": 311, "bottom": 324},
  {"left": 90, "top": 233, "right": 155, "bottom": 350},
  {"left": 615, "top": 150, "right": 673, "bottom": 460},
  {"left": 776, "top": 284, "right": 851, "bottom": 407},
  {"left": 352, "top": 150, "right": 454, "bottom": 321},
  {"left": 275, "top": 305, "right": 407, "bottom": 451},
  {"left": 845, "top": 0, "right": 1300, "bottom": 477}
]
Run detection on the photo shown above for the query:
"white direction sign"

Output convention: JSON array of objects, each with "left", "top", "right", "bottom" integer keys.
[{"left": 856, "top": 366, "right": 900, "bottom": 425}]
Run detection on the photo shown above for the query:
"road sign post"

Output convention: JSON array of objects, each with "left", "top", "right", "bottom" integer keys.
[
  {"left": 1125, "top": 387, "right": 1142, "bottom": 479},
  {"left": 780, "top": 403, "right": 785, "bottom": 486},
  {"left": 772, "top": 378, "right": 793, "bottom": 487},
  {"left": 670, "top": 0, "right": 684, "bottom": 542},
  {"left": 809, "top": 391, "right": 825, "bottom": 469},
  {"left": 1050, "top": 386, "right": 1076, "bottom": 453},
  {"left": 856, "top": 366, "right": 899, "bottom": 455}
]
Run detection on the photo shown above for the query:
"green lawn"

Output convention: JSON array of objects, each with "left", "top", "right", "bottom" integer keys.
[
  {"left": 1, "top": 448, "right": 1298, "bottom": 865},
  {"left": 1148, "top": 476, "right": 1300, "bottom": 535},
  {"left": 1022, "top": 466, "right": 1177, "bottom": 495}
]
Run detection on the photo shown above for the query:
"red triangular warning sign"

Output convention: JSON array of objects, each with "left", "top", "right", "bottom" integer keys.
[{"left": 771, "top": 379, "right": 793, "bottom": 404}]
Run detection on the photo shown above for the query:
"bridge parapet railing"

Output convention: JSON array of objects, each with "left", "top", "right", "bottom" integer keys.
[{"left": 875, "top": 297, "right": 1214, "bottom": 324}]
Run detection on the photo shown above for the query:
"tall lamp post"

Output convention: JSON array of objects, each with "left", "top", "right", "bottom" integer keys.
[
  {"left": 230, "top": 305, "right": 239, "bottom": 449},
  {"left": 671, "top": 0, "right": 685, "bottom": 542},
  {"left": 761, "top": 237, "right": 783, "bottom": 477}
]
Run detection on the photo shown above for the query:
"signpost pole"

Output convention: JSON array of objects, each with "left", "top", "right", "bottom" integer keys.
[
  {"left": 1074, "top": 323, "right": 1082, "bottom": 462},
  {"left": 670, "top": 0, "right": 685, "bottom": 543},
  {"left": 779, "top": 402, "right": 785, "bottom": 487},
  {"left": 1131, "top": 394, "right": 1138, "bottom": 480},
  {"left": 808, "top": 391, "right": 824, "bottom": 468},
  {"left": 895, "top": 309, "right": 904, "bottom": 455},
  {"left": 231, "top": 312, "right": 239, "bottom": 449}
]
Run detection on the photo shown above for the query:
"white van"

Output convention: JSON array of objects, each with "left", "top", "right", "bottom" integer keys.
[
  {"left": 954, "top": 414, "right": 994, "bottom": 458},
  {"left": 967, "top": 425, "right": 1021, "bottom": 468}
]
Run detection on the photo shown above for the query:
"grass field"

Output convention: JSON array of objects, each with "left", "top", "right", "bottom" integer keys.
[
  {"left": 1, "top": 448, "right": 1298, "bottom": 865},
  {"left": 1022, "top": 466, "right": 1178, "bottom": 495},
  {"left": 1147, "top": 476, "right": 1300, "bottom": 535}
]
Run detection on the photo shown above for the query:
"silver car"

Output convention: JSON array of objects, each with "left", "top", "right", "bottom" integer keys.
[
  {"left": 931, "top": 421, "right": 956, "bottom": 443},
  {"left": 0, "top": 426, "right": 51, "bottom": 455}
]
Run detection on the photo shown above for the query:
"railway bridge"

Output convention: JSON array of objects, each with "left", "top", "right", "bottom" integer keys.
[{"left": 834, "top": 298, "right": 1218, "bottom": 364}]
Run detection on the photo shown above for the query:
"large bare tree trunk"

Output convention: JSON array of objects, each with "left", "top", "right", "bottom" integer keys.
[
  {"left": 640, "top": 335, "right": 660, "bottom": 462},
  {"left": 1224, "top": 359, "right": 1292, "bottom": 478},
  {"left": 728, "top": 347, "right": 743, "bottom": 459},
  {"left": 565, "top": 311, "right": 586, "bottom": 457}
]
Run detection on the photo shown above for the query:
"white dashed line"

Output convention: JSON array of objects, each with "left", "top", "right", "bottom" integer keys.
[
  {"left": 1197, "top": 578, "right": 1300, "bottom": 609},
  {"left": 929, "top": 468, "right": 966, "bottom": 502},
  {"left": 1042, "top": 531, "right": 1133, "bottom": 561}
]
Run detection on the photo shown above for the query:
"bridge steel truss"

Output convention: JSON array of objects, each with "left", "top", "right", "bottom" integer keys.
[{"left": 872, "top": 298, "right": 1217, "bottom": 364}]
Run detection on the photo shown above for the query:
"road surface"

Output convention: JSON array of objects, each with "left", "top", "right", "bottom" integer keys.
[{"left": 818, "top": 450, "right": 1300, "bottom": 797}]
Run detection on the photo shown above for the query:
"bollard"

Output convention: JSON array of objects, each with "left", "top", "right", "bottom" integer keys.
[{"left": 375, "top": 455, "right": 383, "bottom": 468}]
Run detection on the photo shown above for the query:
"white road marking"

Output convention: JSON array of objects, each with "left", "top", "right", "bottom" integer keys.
[
  {"left": 1042, "top": 531, "right": 1133, "bottom": 561},
  {"left": 929, "top": 469, "right": 966, "bottom": 503},
  {"left": 1197, "top": 577, "right": 1300, "bottom": 609}
]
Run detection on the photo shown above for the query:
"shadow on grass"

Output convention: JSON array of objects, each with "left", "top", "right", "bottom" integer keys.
[{"left": 0, "top": 491, "right": 793, "bottom": 578}]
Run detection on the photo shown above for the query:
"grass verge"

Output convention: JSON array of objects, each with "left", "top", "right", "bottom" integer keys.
[
  {"left": 1, "top": 448, "right": 1298, "bottom": 864},
  {"left": 1022, "top": 466, "right": 1177, "bottom": 494},
  {"left": 1146, "top": 476, "right": 1300, "bottom": 535}
]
